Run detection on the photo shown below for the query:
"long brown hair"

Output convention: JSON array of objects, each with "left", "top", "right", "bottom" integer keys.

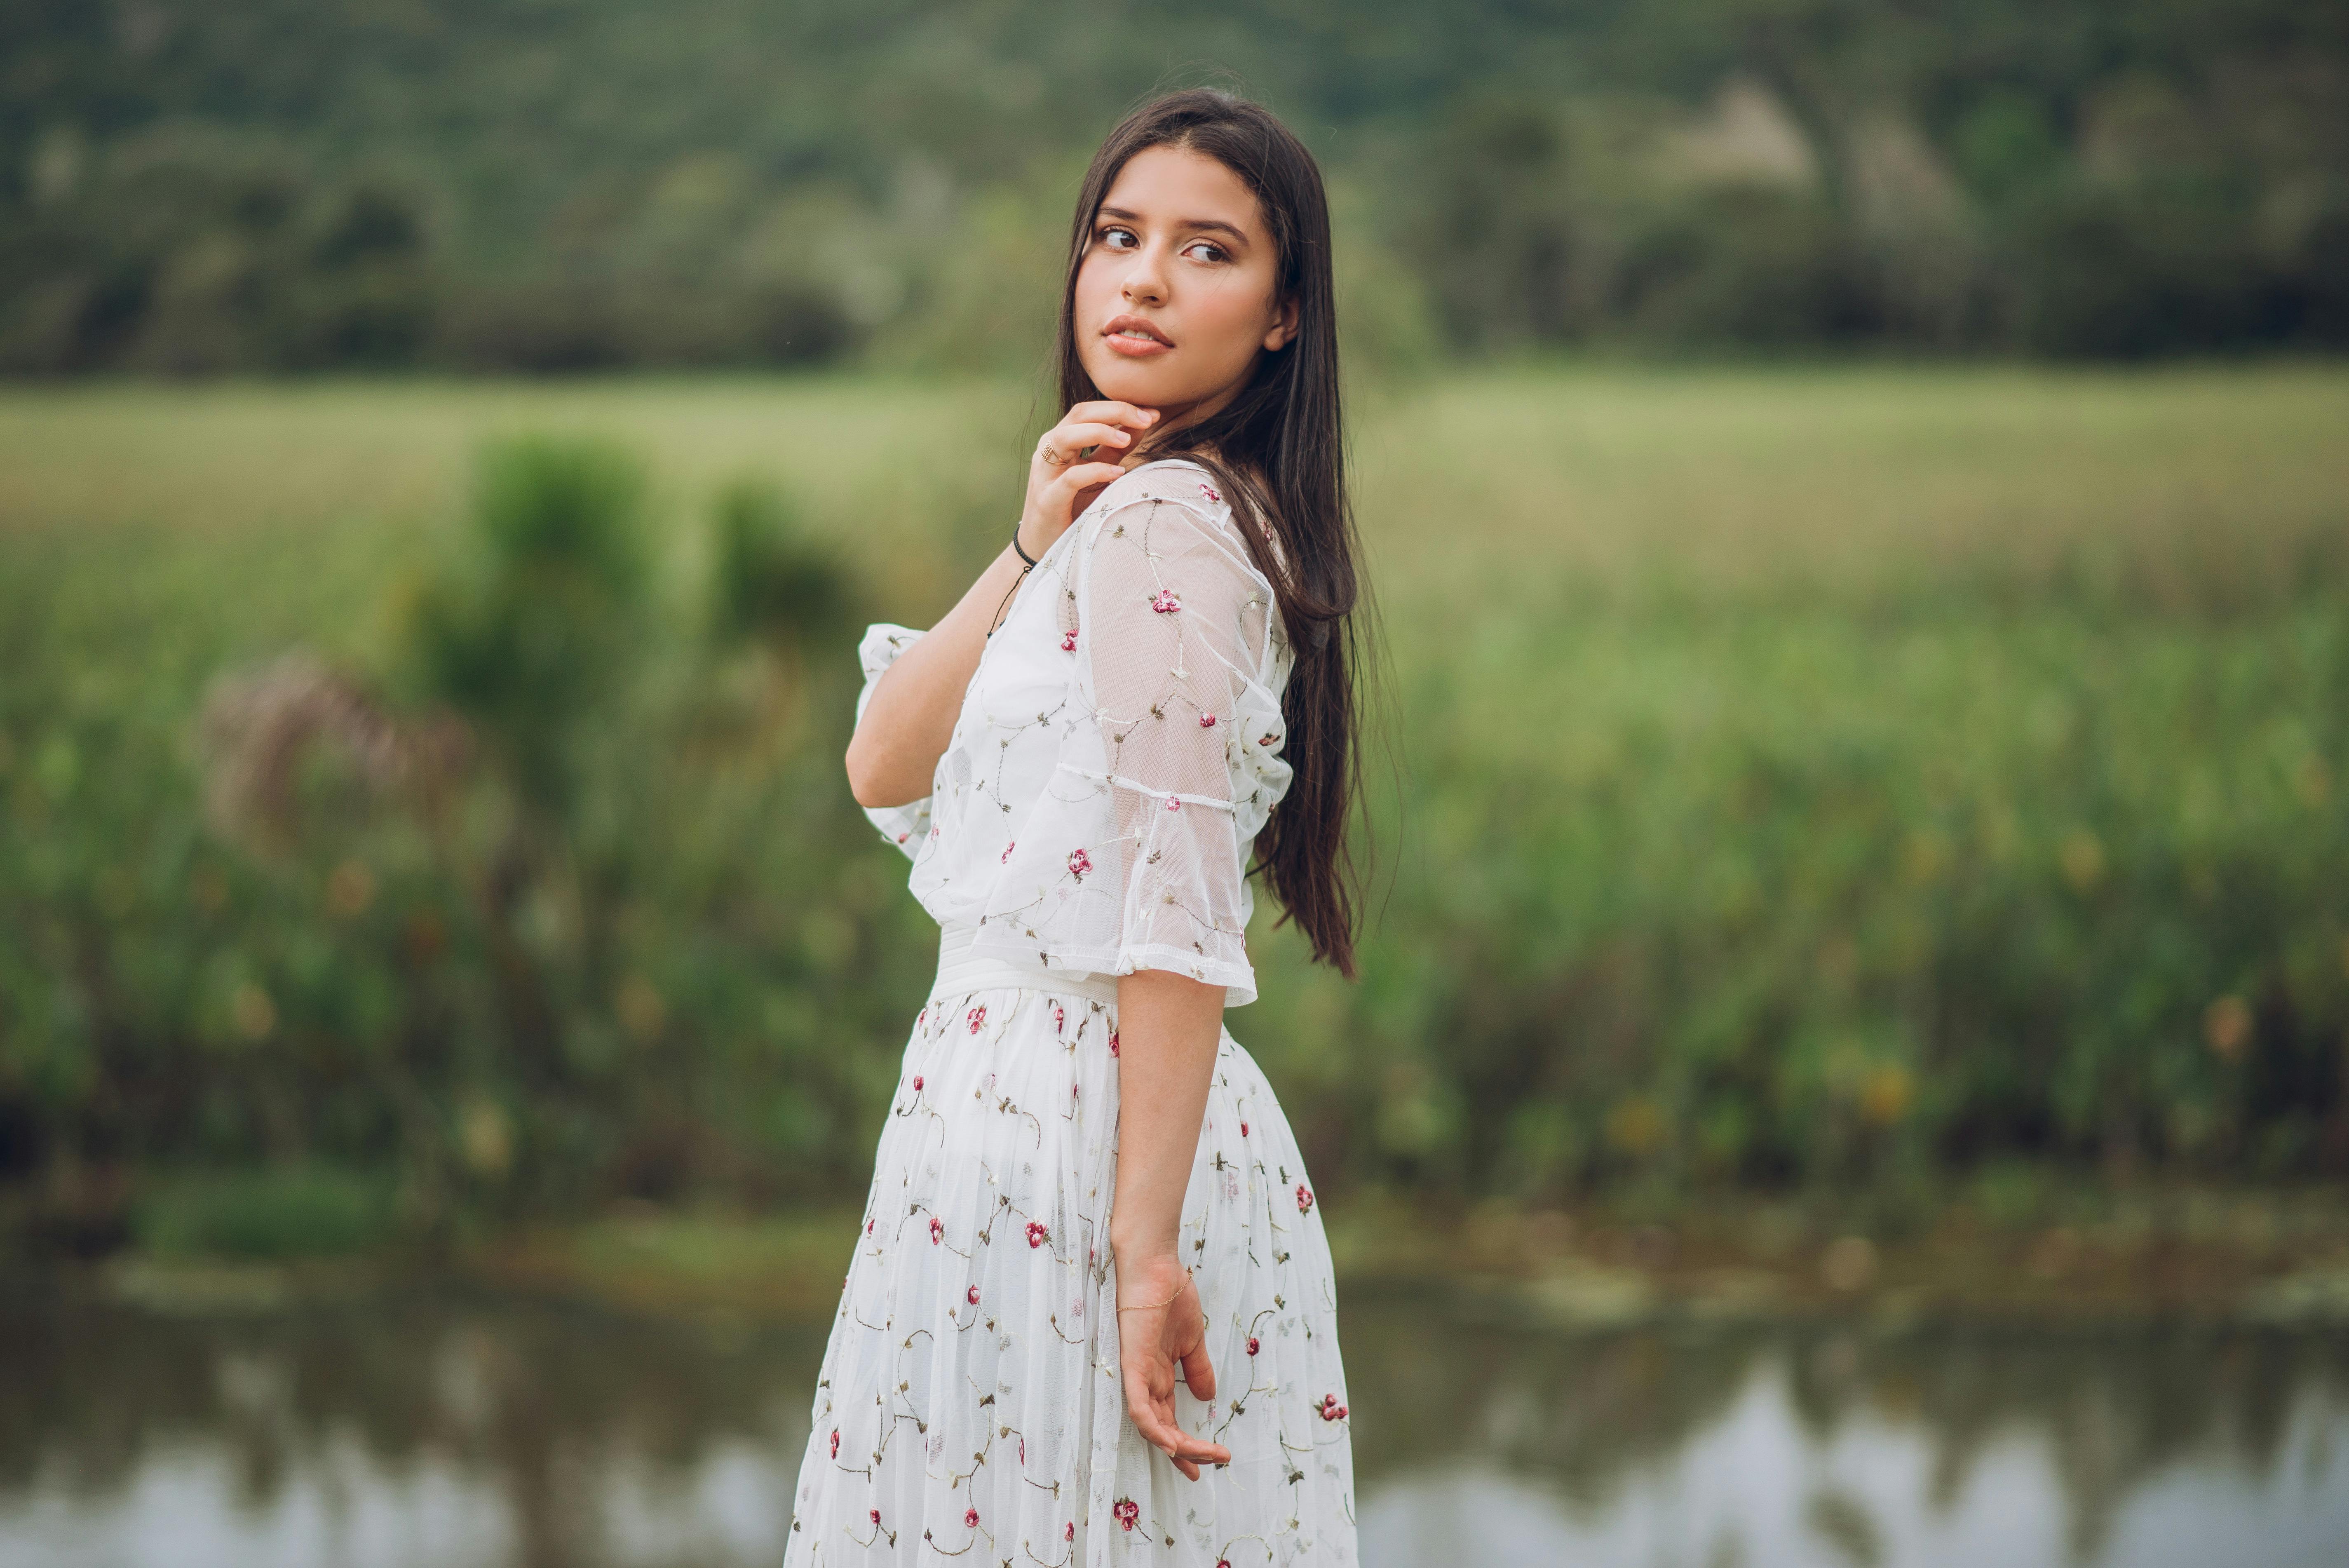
[{"left": 1055, "top": 88, "right": 1368, "bottom": 979}]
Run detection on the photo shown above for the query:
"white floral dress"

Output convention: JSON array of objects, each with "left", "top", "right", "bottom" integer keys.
[{"left": 785, "top": 459, "right": 1357, "bottom": 1566}]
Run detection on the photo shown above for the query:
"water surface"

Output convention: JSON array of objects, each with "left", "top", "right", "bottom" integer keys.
[{"left": 3, "top": 1275, "right": 2344, "bottom": 1567}]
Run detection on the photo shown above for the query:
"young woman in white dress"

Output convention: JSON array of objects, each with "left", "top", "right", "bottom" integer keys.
[{"left": 788, "top": 89, "right": 1368, "bottom": 1566}]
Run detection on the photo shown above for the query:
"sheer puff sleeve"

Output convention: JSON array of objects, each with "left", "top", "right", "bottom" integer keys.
[
  {"left": 855, "top": 622, "right": 933, "bottom": 859},
  {"left": 970, "top": 463, "right": 1291, "bottom": 1005}
]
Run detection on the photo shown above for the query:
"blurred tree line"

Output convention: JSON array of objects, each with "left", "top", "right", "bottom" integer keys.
[{"left": 3, "top": 0, "right": 2345, "bottom": 375}]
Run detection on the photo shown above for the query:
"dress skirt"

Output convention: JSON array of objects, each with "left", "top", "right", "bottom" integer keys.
[{"left": 784, "top": 920, "right": 1357, "bottom": 1566}]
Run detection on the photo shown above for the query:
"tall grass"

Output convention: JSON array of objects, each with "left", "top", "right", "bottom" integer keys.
[{"left": 3, "top": 366, "right": 2347, "bottom": 1239}]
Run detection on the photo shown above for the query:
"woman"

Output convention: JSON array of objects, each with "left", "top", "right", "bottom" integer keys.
[{"left": 789, "top": 88, "right": 1366, "bottom": 1566}]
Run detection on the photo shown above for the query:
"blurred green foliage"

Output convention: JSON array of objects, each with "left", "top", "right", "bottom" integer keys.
[
  {"left": 709, "top": 479, "right": 859, "bottom": 655},
  {"left": 133, "top": 1165, "right": 394, "bottom": 1258},
  {"left": 2, "top": 0, "right": 2345, "bottom": 372},
  {"left": 0, "top": 425, "right": 941, "bottom": 1237},
  {"left": 406, "top": 437, "right": 653, "bottom": 811},
  {"left": 1256, "top": 602, "right": 2349, "bottom": 1199},
  {"left": 2, "top": 368, "right": 2347, "bottom": 1252}
]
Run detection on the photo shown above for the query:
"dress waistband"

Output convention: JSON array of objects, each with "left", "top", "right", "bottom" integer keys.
[{"left": 927, "top": 920, "right": 1122, "bottom": 1008}]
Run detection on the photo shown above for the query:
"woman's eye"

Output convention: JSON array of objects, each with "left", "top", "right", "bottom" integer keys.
[
  {"left": 1101, "top": 227, "right": 1137, "bottom": 250},
  {"left": 1184, "top": 242, "right": 1229, "bottom": 263}
]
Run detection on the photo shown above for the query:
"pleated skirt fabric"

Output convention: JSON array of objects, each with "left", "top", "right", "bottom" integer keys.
[{"left": 783, "top": 922, "right": 1357, "bottom": 1566}]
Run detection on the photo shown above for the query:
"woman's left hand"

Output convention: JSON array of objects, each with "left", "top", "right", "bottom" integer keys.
[{"left": 1115, "top": 1251, "right": 1231, "bottom": 1481}]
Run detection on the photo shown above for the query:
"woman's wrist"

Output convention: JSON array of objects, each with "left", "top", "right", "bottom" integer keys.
[
  {"left": 1014, "top": 512, "right": 1057, "bottom": 563},
  {"left": 1111, "top": 1231, "right": 1181, "bottom": 1270}
]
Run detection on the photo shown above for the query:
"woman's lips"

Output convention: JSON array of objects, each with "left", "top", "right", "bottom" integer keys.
[{"left": 1102, "top": 315, "right": 1174, "bottom": 358}]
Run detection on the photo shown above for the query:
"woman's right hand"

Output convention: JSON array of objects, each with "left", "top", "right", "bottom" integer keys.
[
  {"left": 1115, "top": 1250, "right": 1230, "bottom": 1482},
  {"left": 1018, "top": 401, "right": 1158, "bottom": 559}
]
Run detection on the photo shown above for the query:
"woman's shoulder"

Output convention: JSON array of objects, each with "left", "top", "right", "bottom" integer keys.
[
  {"left": 1090, "top": 455, "right": 1279, "bottom": 562},
  {"left": 1092, "top": 455, "right": 1228, "bottom": 513}
]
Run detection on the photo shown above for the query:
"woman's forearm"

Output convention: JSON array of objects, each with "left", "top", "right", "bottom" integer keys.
[
  {"left": 849, "top": 404, "right": 1150, "bottom": 810},
  {"left": 845, "top": 540, "right": 1030, "bottom": 809},
  {"left": 1109, "top": 970, "right": 1227, "bottom": 1267}
]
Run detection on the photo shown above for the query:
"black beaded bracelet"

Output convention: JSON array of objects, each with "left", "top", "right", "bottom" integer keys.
[{"left": 1010, "top": 519, "right": 1039, "bottom": 568}]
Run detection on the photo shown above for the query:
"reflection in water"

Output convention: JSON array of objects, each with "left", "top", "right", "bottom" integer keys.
[
  {"left": 1343, "top": 1288, "right": 2349, "bottom": 1566},
  {"left": 2, "top": 1276, "right": 2345, "bottom": 1567}
]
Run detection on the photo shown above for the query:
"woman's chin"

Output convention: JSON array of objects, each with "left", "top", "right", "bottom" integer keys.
[{"left": 1083, "top": 357, "right": 1184, "bottom": 411}]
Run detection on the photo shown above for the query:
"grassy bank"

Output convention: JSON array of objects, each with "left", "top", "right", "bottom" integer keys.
[
  {"left": 5, "top": 365, "right": 2349, "bottom": 1244},
  {"left": 81, "top": 1185, "right": 2349, "bottom": 1333}
]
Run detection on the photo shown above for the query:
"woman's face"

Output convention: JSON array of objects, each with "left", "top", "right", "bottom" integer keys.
[{"left": 1073, "top": 144, "right": 1296, "bottom": 425}]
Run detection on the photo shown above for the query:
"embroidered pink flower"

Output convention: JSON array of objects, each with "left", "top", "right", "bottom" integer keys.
[
  {"left": 1219, "top": 1559, "right": 1233, "bottom": 1568},
  {"left": 1150, "top": 589, "right": 1181, "bottom": 614},
  {"left": 1296, "top": 1183, "right": 1314, "bottom": 1214},
  {"left": 1164, "top": 796, "right": 1182, "bottom": 811},
  {"left": 1259, "top": 732, "right": 1278, "bottom": 748},
  {"left": 829, "top": 1428, "right": 840, "bottom": 1458},
  {"left": 1025, "top": 1220, "right": 1051, "bottom": 1249},
  {"left": 1199, "top": 713, "right": 1217, "bottom": 727},
  {"left": 1239, "top": 1121, "right": 1249, "bottom": 1136},
  {"left": 1001, "top": 840, "right": 1016, "bottom": 863},
  {"left": 1060, "top": 627, "right": 1078, "bottom": 652},
  {"left": 1199, "top": 482, "right": 1221, "bottom": 503},
  {"left": 1113, "top": 1498, "right": 1140, "bottom": 1531},
  {"left": 1052, "top": 1002, "right": 1066, "bottom": 1033},
  {"left": 912, "top": 1075, "right": 923, "bottom": 1091},
  {"left": 1064, "top": 1523, "right": 1075, "bottom": 1542},
  {"left": 966, "top": 1284, "right": 980, "bottom": 1305},
  {"left": 964, "top": 1507, "right": 980, "bottom": 1528},
  {"left": 871, "top": 1509, "right": 881, "bottom": 1527},
  {"left": 896, "top": 831, "right": 909, "bottom": 843},
  {"left": 929, "top": 1216, "right": 944, "bottom": 1244},
  {"left": 1318, "top": 1393, "right": 1348, "bottom": 1421},
  {"left": 967, "top": 1005, "right": 986, "bottom": 1033},
  {"left": 1067, "top": 847, "right": 1091, "bottom": 880},
  {"left": 1108, "top": 1028, "right": 1119, "bottom": 1057}
]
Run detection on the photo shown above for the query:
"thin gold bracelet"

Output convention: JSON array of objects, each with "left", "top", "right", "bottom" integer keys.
[{"left": 1115, "top": 1291, "right": 1180, "bottom": 1314}]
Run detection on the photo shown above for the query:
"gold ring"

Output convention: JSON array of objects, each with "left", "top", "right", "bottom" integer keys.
[{"left": 1041, "top": 445, "right": 1064, "bottom": 467}]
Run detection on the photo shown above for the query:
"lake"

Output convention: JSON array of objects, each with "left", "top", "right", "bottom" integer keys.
[{"left": 3, "top": 1272, "right": 2345, "bottom": 1568}]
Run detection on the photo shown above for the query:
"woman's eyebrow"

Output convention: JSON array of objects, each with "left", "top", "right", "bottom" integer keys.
[{"left": 1098, "top": 205, "right": 1250, "bottom": 244}]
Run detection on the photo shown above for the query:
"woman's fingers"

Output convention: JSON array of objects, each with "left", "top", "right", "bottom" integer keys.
[
  {"left": 1120, "top": 1362, "right": 1229, "bottom": 1481},
  {"left": 1145, "top": 1410, "right": 1224, "bottom": 1481},
  {"left": 1064, "top": 400, "right": 1159, "bottom": 433},
  {"left": 1049, "top": 462, "right": 1127, "bottom": 509},
  {"left": 1112, "top": 1272, "right": 1225, "bottom": 1483},
  {"left": 1038, "top": 422, "right": 1135, "bottom": 466},
  {"left": 1122, "top": 1367, "right": 1197, "bottom": 1479},
  {"left": 1178, "top": 1338, "right": 1217, "bottom": 1404},
  {"left": 1017, "top": 401, "right": 1154, "bottom": 555},
  {"left": 1164, "top": 1422, "right": 1230, "bottom": 1476}
]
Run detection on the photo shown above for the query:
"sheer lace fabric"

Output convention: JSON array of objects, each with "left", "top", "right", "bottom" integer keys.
[
  {"left": 862, "top": 459, "right": 1294, "bottom": 1005},
  {"left": 801, "top": 459, "right": 1355, "bottom": 1566}
]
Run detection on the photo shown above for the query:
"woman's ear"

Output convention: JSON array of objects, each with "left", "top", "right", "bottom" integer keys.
[{"left": 1262, "top": 295, "right": 1300, "bottom": 352}]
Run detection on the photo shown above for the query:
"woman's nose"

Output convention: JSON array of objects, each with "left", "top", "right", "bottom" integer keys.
[{"left": 1121, "top": 252, "right": 1168, "bottom": 306}]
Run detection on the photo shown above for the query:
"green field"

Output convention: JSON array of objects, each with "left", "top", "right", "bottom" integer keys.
[
  {"left": 5, "top": 365, "right": 2349, "bottom": 1247},
  {"left": 9, "top": 364, "right": 2346, "bottom": 595}
]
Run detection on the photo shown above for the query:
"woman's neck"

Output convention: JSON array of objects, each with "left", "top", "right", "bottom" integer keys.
[
  {"left": 1123, "top": 439, "right": 1218, "bottom": 473},
  {"left": 1123, "top": 378, "right": 1247, "bottom": 468}
]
